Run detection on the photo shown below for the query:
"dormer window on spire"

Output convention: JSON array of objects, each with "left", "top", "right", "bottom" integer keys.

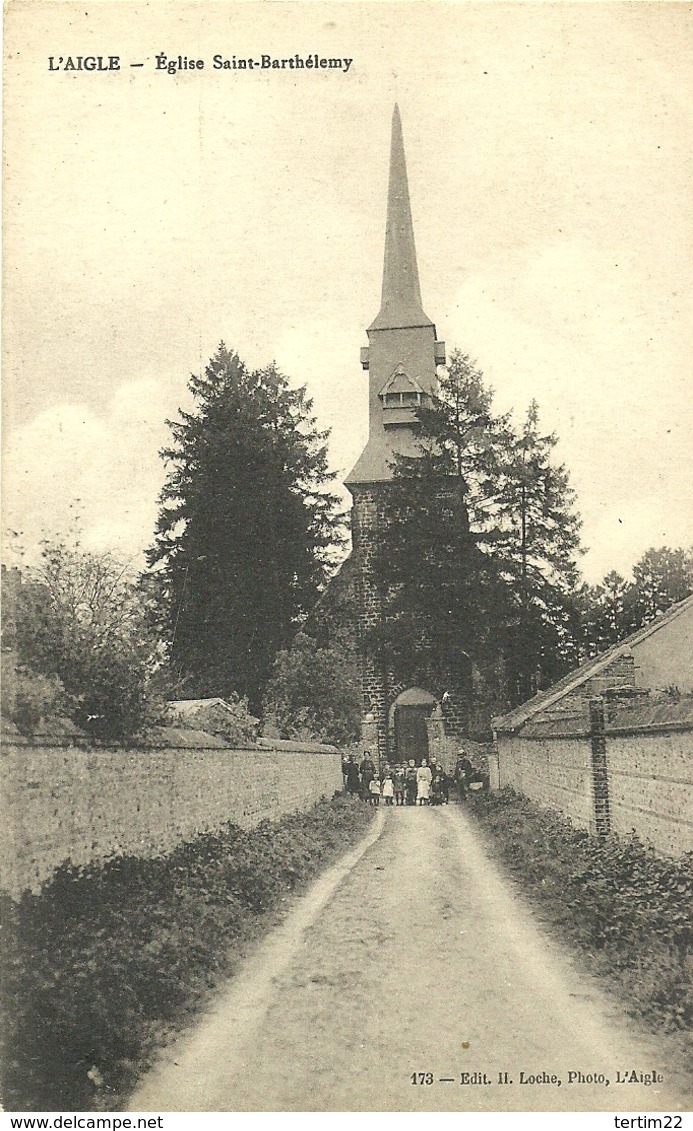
[
  {"left": 378, "top": 365, "right": 428, "bottom": 428},
  {"left": 345, "top": 106, "right": 443, "bottom": 484}
]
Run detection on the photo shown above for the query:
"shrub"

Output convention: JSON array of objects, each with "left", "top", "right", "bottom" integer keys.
[
  {"left": 262, "top": 632, "right": 361, "bottom": 746},
  {"left": 0, "top": 795, "right": 373, "bottom": 1111},
  {"left": 469, "top": 788, "right": 693, "bottom": 1037},
  {"left": 173, "top": 693, "right": 259, "bottom": 745},
  {"left": 0, "top": 662, "right": 67, "bottom": 735},
  {"left": 10, "top": 540, "right": 168, "bottom": 742}
]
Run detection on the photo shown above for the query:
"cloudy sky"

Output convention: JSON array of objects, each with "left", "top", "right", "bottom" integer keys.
[{"left": 4, "top": 1, "right": 692, "bottom": 582}]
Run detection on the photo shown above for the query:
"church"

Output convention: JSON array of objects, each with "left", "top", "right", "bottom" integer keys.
[{"left": 343, "top": 106, "right": 495, "bottom": 770}]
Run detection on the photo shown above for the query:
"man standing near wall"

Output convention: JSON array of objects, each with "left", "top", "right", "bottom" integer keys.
[
  {"left": 344, "top": 755, "right": 361, "bottom": 796},
  {"left": 455, "top": 751, "right": 474, "bottom": 801}
]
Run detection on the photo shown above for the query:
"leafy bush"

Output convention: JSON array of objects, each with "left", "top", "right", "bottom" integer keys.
[
  {"left": 9, "top": 539, "right": 168, "bottom": 742},
  {"left": 0, "top": 660, "right": 67, "bottom": 735},
  {"left": 262, "top": 632, "right": 361, "bottom": 746},
  {"left": 469, "top": 788, "right": 693, "bottom": 1037},
  {"left": 0, "top": 795, "right": 373, "bottom": 1111}
]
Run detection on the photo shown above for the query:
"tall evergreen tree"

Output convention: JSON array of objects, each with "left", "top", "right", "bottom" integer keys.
[
  {"left": 368, "top": 353, "right": 508, "bottom": 693},
  {"left": 578, "top": 571, "right": 633, "bottom": 657},
  {"left": 492, "top": 399, "right": 583, "bottom": 699},
  {"left": 147, "top": 344, "right": 345, "bottom": 711},
  {"left": 629, "top": 546, "right": 693, "bottom": 624},
  {"left": 370, "top": 351, "right": 583, "bottom": 711},
  {"left": 577, "top": 546, "right": 693, "bottom": 658},
  {"left": 386, "top": 351, "right": 512, "bottom": 540}
]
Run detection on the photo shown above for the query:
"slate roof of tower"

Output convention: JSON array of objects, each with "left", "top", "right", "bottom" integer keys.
[
  {"left": 368, "top": 104, "right": 434, "bottom": 332},
  {"left": 345, "top": 425, "right": 424, "bottom": 486}
]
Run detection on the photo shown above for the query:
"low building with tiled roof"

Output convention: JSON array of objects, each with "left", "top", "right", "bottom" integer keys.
[{"left": 491, "top": 595, "right": 693, "bottom": 857}]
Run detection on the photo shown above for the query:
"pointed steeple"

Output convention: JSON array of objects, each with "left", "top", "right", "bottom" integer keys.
[
  {"left": 346, "top": 104, "right": 443, "bottom": 487},
  {"left": 369, "top": 105, "right": 434, "bottom": 332}
]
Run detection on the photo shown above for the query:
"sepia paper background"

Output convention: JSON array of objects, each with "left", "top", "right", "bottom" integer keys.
[{"left": 3, "top": 0, "right": 692, "bottom": 1117}]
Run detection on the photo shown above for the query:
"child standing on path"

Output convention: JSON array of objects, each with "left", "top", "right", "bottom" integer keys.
[
  {"left": 381, "top": 772, "right": 394, "bottom": 806},
  {"left": 369, "top": 777, "right": 381, "bottom": 806},
  {"left": 405, "top": 761, "right": 418, "bottom": 806}
]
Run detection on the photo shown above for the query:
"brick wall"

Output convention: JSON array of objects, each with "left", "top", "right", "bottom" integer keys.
[
  {"left": 497, "top": 733, "right": 595, "bottom": 830},
  {"left": 0, "top": 737, "right": 343, "bottom": 898},
  {"left": 496, "top": 719, "right": 693, "bottom": 857},
  {"left": 606, "top": 728, "right": 693, "bottom": 857}
]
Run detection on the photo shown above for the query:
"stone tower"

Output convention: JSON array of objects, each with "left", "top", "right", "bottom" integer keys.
[{"left": 345, "top": 106, "right": 450, "bottom": 768}]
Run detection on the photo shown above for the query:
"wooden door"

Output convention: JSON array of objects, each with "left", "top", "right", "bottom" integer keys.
[{"left": 394, "top": 705, "right": 429, "bottom": 765}]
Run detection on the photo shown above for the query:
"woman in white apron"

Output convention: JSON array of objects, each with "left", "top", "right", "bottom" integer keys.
[{"left": 416, "top": 760, "right": 432, "bottom": 805}]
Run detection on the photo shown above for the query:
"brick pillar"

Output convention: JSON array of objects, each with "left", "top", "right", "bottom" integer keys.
[
  {"left": 588, "top": 696, "right": 611, "bottom": 837},
  {"left": 426, "top": 703, "right": 446, "bottom": 768},
  {"left": 351, "top": 484, "right": 391, "bottom": 770}
]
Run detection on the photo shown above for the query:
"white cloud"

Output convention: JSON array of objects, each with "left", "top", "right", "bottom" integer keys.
[
  {"left": 442, "top": 239, "right": 693, "bottom": 581},
  {"left": 274, "top": 319, "right": 368, "bottom": 482},
  {"left": 4, "top": 2, "right": 692, "bottom": 591},
  {"left": 3, "top": 383, "right": 170, "bottom": 566},
  {"left": 5, "top": 246, "right": 691, "bottom": 587}
]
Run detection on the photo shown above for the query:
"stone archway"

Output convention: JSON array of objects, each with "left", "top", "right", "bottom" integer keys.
[{"left": 389, "top": 687, "right": 438, "bottom": 765}]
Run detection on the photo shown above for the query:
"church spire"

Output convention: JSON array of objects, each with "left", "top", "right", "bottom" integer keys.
[
  {"left": 369, "top": 104, "right": 434, "bottom": 332},
  {"left": 345, "top": 104, "right": 443, "bottom": 487}
]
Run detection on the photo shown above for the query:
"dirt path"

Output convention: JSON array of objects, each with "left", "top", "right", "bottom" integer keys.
[{"left": 130, "top": 805, "right": 689, "bottom": 1112}]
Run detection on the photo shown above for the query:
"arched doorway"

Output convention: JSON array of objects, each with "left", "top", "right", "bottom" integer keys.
[{"left": 390, "top": 687, "right": 438, "bottom": 765}]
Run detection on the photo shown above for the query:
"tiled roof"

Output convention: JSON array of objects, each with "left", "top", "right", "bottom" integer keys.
[
  {"left": 166, "top": 698, "right": 235, "bottom": 717},
  {"left": 492, "top": 593, "right": 693, "bottom": 732}
]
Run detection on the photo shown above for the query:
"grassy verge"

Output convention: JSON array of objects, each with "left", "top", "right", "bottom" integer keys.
[
  {"left": 468, "top": 788, "right": 693, "bottom": 1053},
  {"left": 1, "top": 794, "right": 374, "bottom": 1112}
]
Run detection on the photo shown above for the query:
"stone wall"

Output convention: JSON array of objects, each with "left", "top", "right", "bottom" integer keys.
[
  {"left": 496, "top": 715, "right": 693, "bottom": 857},
  {"left": 0, "top": 736, "right": 343, "bottom": 898},
  {"left": 497, "top": 732, "right": 595, "bottom": 831},
  {"left": 606, "top": 727, "right": 693, "bottom": 857},
  {"left": 349, "top": 480, "right": 482, "bottom": 765},
  {"left": 350, "top": 482, "right": 391, "bottom": 764}
]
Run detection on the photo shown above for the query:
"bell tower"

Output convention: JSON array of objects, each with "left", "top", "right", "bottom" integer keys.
[
  {"left": 346, "top": 105, "right": 446, "bottom": 765},
  {"left": 346, "top": 104, "right": 445, "bottom": 488}
]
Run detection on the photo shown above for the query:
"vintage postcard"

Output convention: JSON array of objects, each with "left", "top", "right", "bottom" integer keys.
[{"left": 2, "top": 0, "right": 692, "bottom": 1119}]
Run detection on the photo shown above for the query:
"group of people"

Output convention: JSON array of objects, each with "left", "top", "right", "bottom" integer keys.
[{"left": 342, "top": 751, "right": 478, "bottom": 806}]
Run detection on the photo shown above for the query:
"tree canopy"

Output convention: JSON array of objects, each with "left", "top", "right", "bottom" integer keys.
[
  {"left": 369, "top": 350, "right": 584, "bottom": 709},
  {"left": 576, "top": 545, "right": 693, "bottom": 657},
  {"left": 492, "top": 397, "right": 583, "bottom": 699},
  {"left": 4, "top": 537, "right": 164, "bottom": 740},
  {"left": 147, "top": 344, "right": 346, "bottom": 711},
  {"left": 262, "top": 632, "right": 361, "bottom": 747}
]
